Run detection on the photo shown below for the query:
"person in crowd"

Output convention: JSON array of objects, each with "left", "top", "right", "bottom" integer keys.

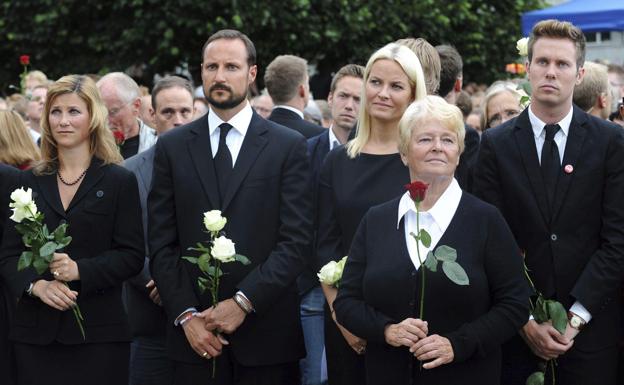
[
  {"left": 0, "top": 97, "right": 8, "bottom": 110},
  {"left": 315, "top": 100, "right": 332, "bottom": 128},
  {"left": 97, "top": 72, "right": 157, "bottom": 159},
  {"left": 0, "top": 163, "right": 20, "bottom": 385},
  {"left": 474, "top": 20, "right": 624, "bottom": 385},
  {"left": 304, "top": 99, "right": 324, "bottom": 126},
  {"left": 334, "top": 95, "right": 529, "bottom": 385},
  {"left": 456, "top": 90, "right": 473, "bottom": 120},
  {"left": 573, "top": 61, "right": 612, "bottom": 120},
  {"left": 250, "top": 93, "right": 273, "bottom": 119},
  {"left": 124, "top": 76, "right": 195, "bottom": 385},
  {"left": 0, "top": 74, "right": 144, "bottom": 385},
  {"left": 395, "top": 37, "right": 441, "bottom": 95},
  {"left": 148, "top": 29, "right": 312, "bottom": 385},
  {"left": 23, "top": 70, "right": 48, "bottom": 95},
  {"left": 265, "top": 55, "right": 325, "bottom": 138},
  {"left": 0, "top": 110, "right": 40, "bottom": 169},
  {"left": 25, "top": 84, "right": 47, "bottom": 143},
  {"left": 193, "top": 97, "right": 209, "bottom": 118},
  {"left": 607, "top": 64, "right": 624, "bottom": 112},
  {"left": 480, "top": 81, "right": 527, "bottom": 131},
  {"left": 466, "top": 109, "right": 482, "bottom": 133},
  {"left": 435, "top": 44, "right": 479, "bottom": 191},
  {"left": 6, "top": 94, "right": 29, "bottom": 122},
  {"left": 316, "top": 42, "right": 426, "bottom": 385},
  {"left": 139, "top": 93, "right": 156, "bottom": 128},
  {"left": 303, "top": 63, "right": 364, "bottom": 385}
]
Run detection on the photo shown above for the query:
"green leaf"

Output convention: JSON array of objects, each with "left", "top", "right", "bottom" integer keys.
[
  {"left": 234, "top": 253, "right": 250, "bottom": 265},
  {"left": 532, "top": 296, "right": 549, "bottom": 323},
  {"left": 441, "top": 261, "right": 469, "bottom": 285},
  {"left": 409, "top": 231, "right": 419, "bottom": 242},
  {"left": 434, "top": 245, "right": 457, "bottom": 262},
  {"left": 198, "top": 254, "right": 210, "bottom": 273},
  {"left": 546, "top": 300, "right": 568, "bottom": 334},
  {"left": 58, "top": 236, "right": 72, "bottom": 248},
  {"left": 32, "top": 258, "right": 49, "bottom": 275},
  {"left": 526, "top": 371, "right": 544, "bottom": 385},
  {"left": 42, "top": 224, "right": 50, "bottom": 238},
  {"left": 424, "top": 251, "right": 437, "bottom": 272},
  {"left": 53, "top": 223, "right": 68, "bottom": 243},
  {"left": 17, "top": 251, "right": 33, "bottom": 271},
  {"left": 198, "top": 278, "right": 207, "bottom": 293},
  {"left": 39, "top": 241, "right": 57, "bottom": 258},
  {"left": 419, "top": 229, "right": 431, "bottom": 248},
  {"left": 182, "top": 256, "right": 198, "bottom": 265}
]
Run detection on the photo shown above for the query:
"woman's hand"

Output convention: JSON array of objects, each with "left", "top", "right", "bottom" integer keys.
[
  {"left": 31, "top": 279, "right": 78, "bottom": 311},
  {"left": 411, "top": 334, "right": 454, "bottom": 369},
  {"left": 49, "top": 252, "right": 80, "bottom": 282},
  {"left": 384, "top": 318, "right": 428, "bottom": 348},
  {"left": 336, "top": 322, "right": 367, "bottom": 355}
]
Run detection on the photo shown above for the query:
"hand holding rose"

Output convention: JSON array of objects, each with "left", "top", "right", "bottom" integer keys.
[
  {"left": 410, "top": 334, "right": 455, "bottom": 369},
  {"left": 384, "top": 318, "right": 428, "bottom": 348},
  {"left": 49, "top": 252, "right": 80, "bottom": 282}
]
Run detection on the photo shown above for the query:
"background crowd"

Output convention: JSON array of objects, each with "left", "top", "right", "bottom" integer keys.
[{"left": 1, "top": 18, "right": 624, "bottom": 385}]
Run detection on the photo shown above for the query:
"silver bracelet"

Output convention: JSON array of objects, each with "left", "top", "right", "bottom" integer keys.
[{"left": 233, "top": 293, "right": 252, "bottom": 314}]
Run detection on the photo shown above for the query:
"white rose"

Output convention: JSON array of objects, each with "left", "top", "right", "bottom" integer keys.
[
  {"left": 9, "top": 188, "right": 37, "bottom": 223},
  {"left": 211, "top": 236, "right": 236, "bottom": 263},
  {"left": 318, "top": 257, "right": 347, "bottom": 286},
  {"left": 516, "top": 37, "right": 529, "bottom": 57},
  {"left": 203, "top": 210, "right": 227, "bottom": 232}
]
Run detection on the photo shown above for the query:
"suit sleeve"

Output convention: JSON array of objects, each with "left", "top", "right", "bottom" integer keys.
[
  {"left": 77, "top": 170, "right": 144, "bottom": 295},
  {"left": 334, "top": 213, "right": 395, "bottom": 343},
  {"left": 237, "top": 136, "right": 312, "bottom": 313},
  {"left": 148, "top": 140, "right": 200, "bottom": 319},
  {"left": 456, "top": 125, "right": 480, "bottom": 192},
  {"left": 316, "top": 150, "right": 344, "bottom": 268},
  {"left": 443, "top": 206, "right": 530, "bottom": 363},
  {"left": 472, "top": 131, "right": 504, "bottom": 211},
  {"left": 570, "top": 126, "right": 624, "bottom": 315}
]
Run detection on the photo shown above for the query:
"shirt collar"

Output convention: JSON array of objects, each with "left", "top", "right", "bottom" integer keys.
[
  {"left": 397, "top": 178, "right": 462, "bottom": 229},
  {"left": 208, "top": 102, "right": 253, "bottom": 137},
  {"left": 328, "top": 126, "right": 341, "bottom": 151},
  {"left": 273, "top": 105, "right": 304, "bottom": 119},
  {"left": 528, "top": 104, "right": 573, "bottom": 139}
]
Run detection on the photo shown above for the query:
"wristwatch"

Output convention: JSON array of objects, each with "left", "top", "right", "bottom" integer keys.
[{"left": 567, "top": 311, "right": 586, "bottom": 331}]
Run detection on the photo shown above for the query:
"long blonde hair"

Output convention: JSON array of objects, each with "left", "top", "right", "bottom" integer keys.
[
  {"left": 0, "top": 110, "right": 40, "bottom": 167},
  {"left": 346, "top": 43, "right": 427, "bottom": 158},
  {"left": 35, "top": 74, "right": 122, "bottom": 175}
]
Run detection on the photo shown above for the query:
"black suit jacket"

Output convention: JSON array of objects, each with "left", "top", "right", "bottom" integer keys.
[
  {"left": 268, "top": 107, "right": 325, "bottom": 139},
  {"left": 0, "top": 159, "right": 144, "bottom": 344},
  {"left": 334, "top": 194, "right": 529, "bottom": 385},
  {"left": 473, "top": 106, "right": 624, "bottom": 352},
  {"left": 456, "top": 124, "right": 480, "bottom": 192},
  {"left": 148, "top": 111, "right": 312, "bottom": 366}
]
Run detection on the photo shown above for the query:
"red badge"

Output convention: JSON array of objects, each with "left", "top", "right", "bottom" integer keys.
[{"left": 564, "top": 164, "right": 573, "bottom": 174}]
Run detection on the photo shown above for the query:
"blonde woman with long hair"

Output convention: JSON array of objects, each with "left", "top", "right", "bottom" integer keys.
[
  {"left": 0, "top": 110, "right": 40, "bottom": 169},
  {"left": 315, "top": 42, "right": 427, "bottom": 385},
  {"left": 0, "top": 74, "right": 144, "bottom": 385}
]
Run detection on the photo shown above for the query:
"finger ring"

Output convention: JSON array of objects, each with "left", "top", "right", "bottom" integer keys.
[
  {"left": 202, "top": 352, "right": 208, "bottom": 358},
  {"left": 53, "top": 270, "right": 59, "bottom": 277}
]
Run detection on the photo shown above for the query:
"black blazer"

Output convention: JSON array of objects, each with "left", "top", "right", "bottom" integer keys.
[
  {"left": 0, "top": 159, "right": 144, "bottom": 344},
  {"left": 268, "top": 107, "right": 325, "bottom": 139},
  {"left": 334, "top": 194, "right": 529, "bottom": 385},
  {"left": 456, "top": 124, "right": 479, "bottom": 192},
  {"left": 148, "top": 111, "right": 313, "bottom": 366},
  {"left": 473, "top": 106, "right": 624, "bottom": 351}
]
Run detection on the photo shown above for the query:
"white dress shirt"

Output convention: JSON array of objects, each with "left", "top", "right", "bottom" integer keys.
[
  {"left": 328, "top": 126, "right": 341, "bottom": 151},
  {"left": 528, "top": 105, "right": 591, "bottom": 323},
  {"left": 207, "top": 102, "right": 253, "bottom": 165},
  {"left": 273, "top": 104, "right": 304, "bottom": 119},
  {"left": 397, "top": 179, "right": 462, "bottom": 270}
]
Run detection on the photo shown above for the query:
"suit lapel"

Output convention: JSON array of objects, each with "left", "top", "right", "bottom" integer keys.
[
  {"left": 513, "top": 111, "right": 551, "bottom": 226},
  {"left": 36, "top": 173, "right": 66, "bottom": 218},
  {"left": 187, "top": 119, "right": 220, "bottom": 208},
  {"left": 221, "top": 114, "right": 269, "bottom": 212},
  {"left": 66, "top": 158, "right": 106, "bottom": 212},
  {"left": 136, "top": 149, "right": 154, "bottom": 195},
  {"left": 551, "top": 108, "right": 587, "bottom": 222}
]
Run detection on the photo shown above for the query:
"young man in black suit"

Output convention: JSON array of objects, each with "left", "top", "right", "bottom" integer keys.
[
  {"left": 474, "top": 19, "right": 624, "bottom": 385},
  {"left": 265, "top": 54, "right": 325, "bottom": 138},
  {"left": 148, "top": 29, "right": 312, "bottom": 384}
]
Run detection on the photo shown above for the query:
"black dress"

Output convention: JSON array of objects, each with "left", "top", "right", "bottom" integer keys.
[{"left": 316, "top": 146, "right": 409, "bottom": 385}]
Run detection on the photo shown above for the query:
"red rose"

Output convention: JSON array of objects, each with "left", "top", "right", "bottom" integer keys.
[
  {"left": 20, "top": 55, "right": 30, "bottom": 66},
  {"left": 113, "top": 130, "right": 125, "bottom": 145},
  {"left": 405, "top": 181, "right": 428, "bottom": 203}
]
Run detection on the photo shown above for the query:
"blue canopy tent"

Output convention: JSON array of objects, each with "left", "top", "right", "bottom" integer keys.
[{"left": 522, "top": 0, "right": 624, "bottom": 36}]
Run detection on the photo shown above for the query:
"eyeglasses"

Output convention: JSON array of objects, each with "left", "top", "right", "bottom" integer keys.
[
  {"left": 487, "top": 109, "right": 520, "bottom": 128},
  {"left": 108, "top": 101, "right": 132, "bottom": 117}
]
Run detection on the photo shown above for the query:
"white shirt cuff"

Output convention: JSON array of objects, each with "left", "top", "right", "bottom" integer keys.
[
  {"left": 569, "top": 301, "right": 591, "bottom": 323},
  {"left": 174, "top": 307, "right": 198, "bottom": 326}
]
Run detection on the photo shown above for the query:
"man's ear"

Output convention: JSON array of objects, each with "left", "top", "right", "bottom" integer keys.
[
  {"left": 453, "top": 78, "right": 462, "bottom": 93},
  {"left": 597, "top": 93, "right": 608, "bottom": 109}
]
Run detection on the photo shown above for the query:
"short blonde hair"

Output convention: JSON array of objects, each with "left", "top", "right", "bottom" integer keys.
[
  {"left": 0, "top": 110, "right": 40, "bottom": 167},
  {"left": 481, "top": 81, "right": 528, "bottom": 130},
  {"left": 398, "top": 95, "right": 465, "bottom": 156},
  {"left": 346, "top": 43, "right": 427, "bottom": 158},
  {"left": 36, "top": 74, "right": 122, "bottom": 175}
]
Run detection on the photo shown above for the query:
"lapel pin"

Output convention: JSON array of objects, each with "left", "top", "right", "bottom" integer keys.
[
  {"left": 564, "top": 164, "right": 573, "bottom": 174},
  {"left": 96, "top": 190, "right": 104, "bottom": 198}
]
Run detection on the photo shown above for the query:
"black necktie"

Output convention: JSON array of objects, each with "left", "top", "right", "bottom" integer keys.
[
  {"left": 540, "top": 124, "right": 561, "bottom": 208},
  {"left": 214, "top": 123, "right": 233, "bottom": 201}
]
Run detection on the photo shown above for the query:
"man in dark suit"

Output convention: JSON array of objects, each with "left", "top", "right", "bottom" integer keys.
[
  {"left": 148, "top": 29, "right": 312, "bottom": 384},
  {"left": 265, "top": 54, "right": 325, "bottom": 138},
  {"left": 124, "top": 76, "right": 195, "bottom": 385},
  {"left": 0, "top": 164, "right": 19, "bottom": 385},
  {"left": 473, "top": 19, "right": 624, "bottom": 385}
]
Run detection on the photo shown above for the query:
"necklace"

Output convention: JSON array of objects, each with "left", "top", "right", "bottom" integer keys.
[{"left": 57, "top": 169, "right": 87, "bottom": 186}]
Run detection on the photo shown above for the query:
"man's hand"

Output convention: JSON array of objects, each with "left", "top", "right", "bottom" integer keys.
[
  {"left": 145, "top": 280, "right": 162, "bottom": 306},
  {"left": 181, "top": 313, "right": 228, "bottom": 359},
  {"left": 411, "top": 334, "right": 454, "bottom": 369},
  {"left": 384, "top": 318, "right": 428, "bottom": 348},
  {"left": 521, "top": 320, "right": 573, "bottom": 360},
  {"left": 202, "top": 299, "right": 246, "bottom": 334}
]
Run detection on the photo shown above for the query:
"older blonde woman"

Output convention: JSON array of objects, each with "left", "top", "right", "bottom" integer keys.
[
  {"left": 316, "top": 42, "right": 427, "bottom": 384},
  {"left": 334, "top": 96, "right": 529, "bottom": 385},
  {"left": 0, "top": 75, "right": 143, "bottom": 385},
  {"left": 481, "top": 81, "right": 528, "bottom": 131}
]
